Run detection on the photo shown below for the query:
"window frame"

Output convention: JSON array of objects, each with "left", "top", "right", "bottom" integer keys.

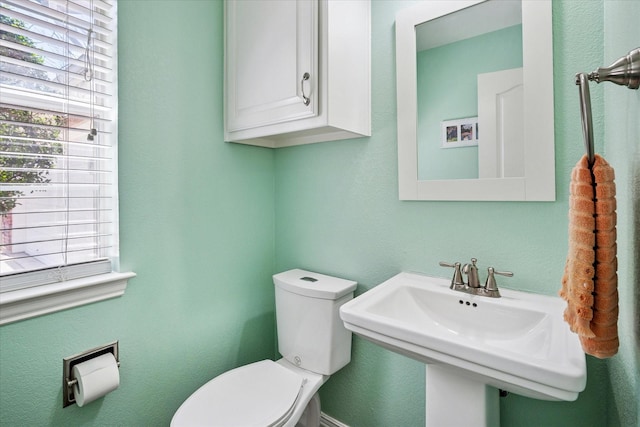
[{"left": 0, "top": 0, "right": 134, "bottom": 325}]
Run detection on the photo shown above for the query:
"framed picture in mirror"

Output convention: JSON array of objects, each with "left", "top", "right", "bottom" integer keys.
[{"left": 441, "top": 117, "right": 478, "bottom": 148}]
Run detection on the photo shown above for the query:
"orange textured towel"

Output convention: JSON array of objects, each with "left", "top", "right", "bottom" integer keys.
[{"left": 560, "top": 154, "right": 618, "bottom": 358}]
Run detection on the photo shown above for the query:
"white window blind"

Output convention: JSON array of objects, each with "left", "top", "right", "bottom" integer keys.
[{"left": 1, "top": 0, "right": 117, "bottom": 292}]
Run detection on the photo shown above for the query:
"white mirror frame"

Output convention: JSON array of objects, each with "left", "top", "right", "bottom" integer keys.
[{"left": 396, "top": 0, "right": 555, "bottom": 201}]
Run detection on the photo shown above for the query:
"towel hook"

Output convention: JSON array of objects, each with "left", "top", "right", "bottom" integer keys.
[
  {"left": 576, "top": 48, "right": 640, "bottom": 166},
  {"left": 589, "top": 48, "right": 640, "bottom": 89}
]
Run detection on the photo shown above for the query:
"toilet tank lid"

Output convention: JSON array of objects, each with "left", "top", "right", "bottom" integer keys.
[{"left": 274, "top": 269, "right": 357, "bottom": 300}]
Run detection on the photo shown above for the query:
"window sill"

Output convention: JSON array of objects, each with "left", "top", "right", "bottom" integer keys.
[{"left": 0, "top": 271, "right": 136, "bottom": 325}]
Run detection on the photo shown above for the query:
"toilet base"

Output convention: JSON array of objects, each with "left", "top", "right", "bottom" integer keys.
[
  {"left": 295, "top": 393, "right": 321, "bottom": 427},
  {"left": 276, "top": 359, "right": 328, "bottom": 427}
]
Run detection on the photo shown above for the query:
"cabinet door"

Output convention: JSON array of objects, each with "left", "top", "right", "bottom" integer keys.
[{"left": 226, "top": 0, "right": 318, "bottom": 132}]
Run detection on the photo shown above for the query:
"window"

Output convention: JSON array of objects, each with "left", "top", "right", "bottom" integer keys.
[{"left": 0, "top": 0, "right": 133, "bottom": 324}]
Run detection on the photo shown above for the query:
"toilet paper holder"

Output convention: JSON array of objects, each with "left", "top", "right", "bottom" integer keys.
[{"left": 62, "top": 341, "right": 120, "bottom": 408}]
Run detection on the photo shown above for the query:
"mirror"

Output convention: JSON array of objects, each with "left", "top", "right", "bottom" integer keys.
[{"left": 396, "top": 0, "right": 555, "bottom": 201}]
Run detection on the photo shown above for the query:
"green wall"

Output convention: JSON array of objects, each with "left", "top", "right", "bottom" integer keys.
[
  {"left": 602, "top": 1, "right": 640, "bottom": 425},
  {"left": 275, "top": 1, "right": 636, "bottom": 426},
  {"left": 0, "top": 1, "right": 638, "bottom": 427},
  {"left": 0, "top": 1, "right": 277, "bottom": 425}
]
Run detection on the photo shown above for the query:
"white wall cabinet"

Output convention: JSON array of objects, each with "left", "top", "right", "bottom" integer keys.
[{"left": 224, "top": 0, "right": 370, "bottom": 148}]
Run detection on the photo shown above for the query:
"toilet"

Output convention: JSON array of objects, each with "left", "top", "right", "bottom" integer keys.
[{"left": 171, "top": 269, "right": 357, "bottom": 427}]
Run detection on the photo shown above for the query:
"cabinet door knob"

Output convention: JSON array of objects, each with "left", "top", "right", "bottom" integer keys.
[{"left": 301, "top": 72, "right": 311, "bottom": 106}]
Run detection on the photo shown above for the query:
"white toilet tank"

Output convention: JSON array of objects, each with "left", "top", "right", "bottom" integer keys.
[{"left": 274, "top": 269, "right": 357, "bottom": 376}]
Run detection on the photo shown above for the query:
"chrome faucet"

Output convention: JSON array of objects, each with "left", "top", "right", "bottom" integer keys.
[
  {"left": 439, "top": 259, "right": 512, "bottom": 298},
  {"left": 463, "top": 258, "right": 481, "bottom": 288}
]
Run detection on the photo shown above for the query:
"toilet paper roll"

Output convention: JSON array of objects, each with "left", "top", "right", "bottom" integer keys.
[{"left": 72, "top": 352, "right": 120, "bottom": 407}]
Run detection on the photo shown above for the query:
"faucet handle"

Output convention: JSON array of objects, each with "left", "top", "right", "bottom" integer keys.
[
  {"left": 439, "top": 261, "right": 465, "bottom": 289},
  {"left": 484, "top": 267, "right": 513, "bottom": 297}
]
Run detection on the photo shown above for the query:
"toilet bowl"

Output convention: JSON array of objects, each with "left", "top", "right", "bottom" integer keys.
[
  {"left": 171, "top": 359, "right": 326, "bottom": 427},
  {"left": 171, "top": 269, "right": 357, "bottom": 427}
]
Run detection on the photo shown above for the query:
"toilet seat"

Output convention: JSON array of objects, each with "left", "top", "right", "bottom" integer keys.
[{"left": 171, "top": 360, "right": 305, "bottom": 427}]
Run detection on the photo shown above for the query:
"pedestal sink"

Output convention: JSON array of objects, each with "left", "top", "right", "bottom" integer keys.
[{"left": 339, "top": 272, "right": 586, "bottom": 427}]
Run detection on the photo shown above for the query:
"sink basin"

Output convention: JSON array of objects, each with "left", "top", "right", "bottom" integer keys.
[{"left": 339, "top": 272, "right": 586, "bottom": 402}]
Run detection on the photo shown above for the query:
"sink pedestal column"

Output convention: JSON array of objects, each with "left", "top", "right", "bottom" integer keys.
[{"left": 426, "top": 365, "right": 499, "bottom": 427}]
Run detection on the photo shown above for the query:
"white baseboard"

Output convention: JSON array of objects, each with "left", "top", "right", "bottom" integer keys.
[{"left": 320, "top": 412, "right": 350, "bottom": 427}]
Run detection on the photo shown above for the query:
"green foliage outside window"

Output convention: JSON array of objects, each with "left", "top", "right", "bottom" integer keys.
[{"left": 1, "top": 15, "right": 64, "bottom": 215}]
